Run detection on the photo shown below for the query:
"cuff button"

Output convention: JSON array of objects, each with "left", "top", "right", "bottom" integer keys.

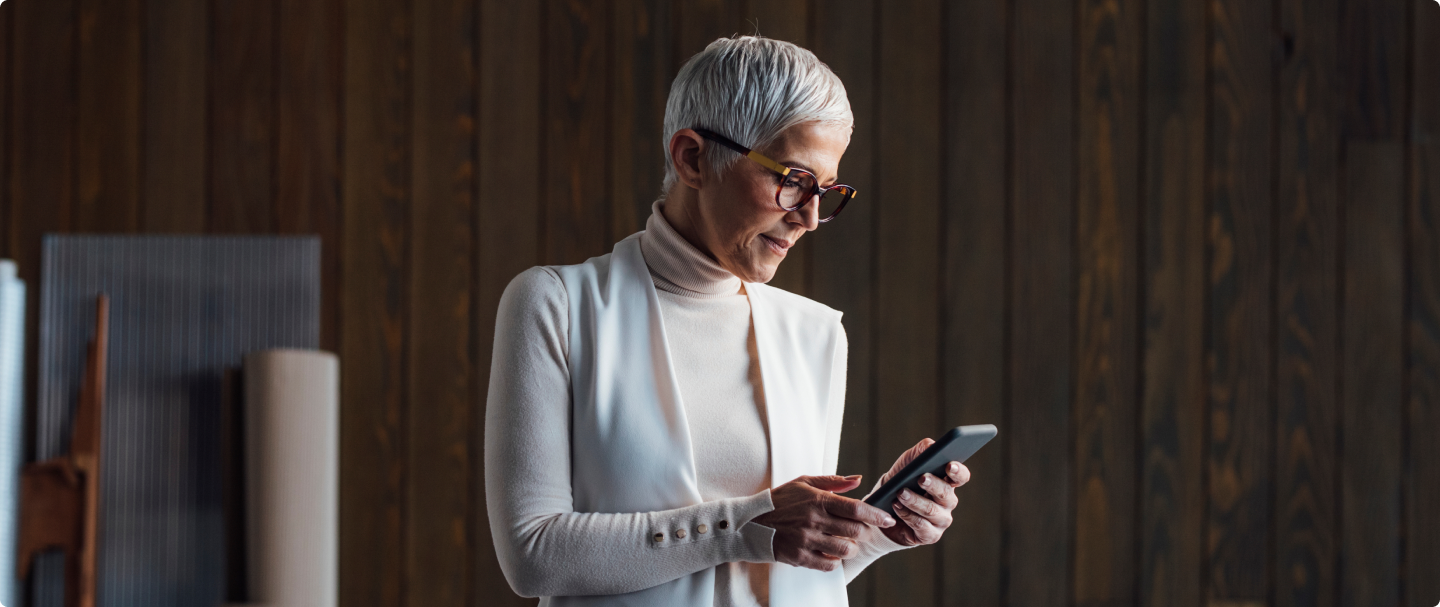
[
  {"left": 675, "top": 528, "right": 687, "bottom": 539},
  {"left": 718, "top": 520, "right": 730, "bottom": 530},
  {"left": 653, "top": 532, "right": 665, "bottom": 542},
  {"left": 697, "top": 524, "right": 708, "bottom": 534}
]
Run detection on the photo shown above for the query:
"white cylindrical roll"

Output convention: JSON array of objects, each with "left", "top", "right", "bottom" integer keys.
[
  {"left": 0, "top": 260, "right": 25, "bottom": 607},
  {"left": 237, "top": 349, "right": 338, "bottom": 607}
]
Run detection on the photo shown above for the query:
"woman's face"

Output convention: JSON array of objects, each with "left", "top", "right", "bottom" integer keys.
[{"left": 681, "top": 122, "right": 851, "bottom": 283}]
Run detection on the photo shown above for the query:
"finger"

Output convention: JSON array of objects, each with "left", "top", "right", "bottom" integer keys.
[
  {"left": 892, "top": 501, "right": 942, "bottom": 544},
  {"left": 888, "top": 503, "right": 921, "bottom": 545},
  {"left": 823, "top": 494, "right": 897, "bottom": 528},
  {"left": 807, "top": 531, "right": 860, "bottom": 560},
  {"left": 814, "top": 514, "right": 867, "bottom": 540},
  {"left": 919, "top": 473, "right": 958, "bottom": 509},
  {"left": 895, "top": 438, "right": 935, "bottom": 469},
  {"left": 796, "top": 550, "right": 843, "bottom": 572},
  {"left": 802, "top": 474, "right": 864, "bottom": 493},
  {"left": 944, "top": 462, "right": 971, "bottom": 487},
  {"left": 897, "top": 488, "right": 943, "bottom": 519}
]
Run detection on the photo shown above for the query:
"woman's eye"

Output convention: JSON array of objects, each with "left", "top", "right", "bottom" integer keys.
[{"left": 781, "top": 177, "right": 806, "bottom": 189}]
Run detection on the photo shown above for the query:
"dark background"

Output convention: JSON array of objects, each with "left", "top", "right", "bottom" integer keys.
[{"left": 1, "top": 0, "right": 1437, "bottom": 605}]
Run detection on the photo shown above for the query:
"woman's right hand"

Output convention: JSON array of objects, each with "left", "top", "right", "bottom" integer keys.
[{"left": 751, "top": 475, "right": 897, "bottom": 572}]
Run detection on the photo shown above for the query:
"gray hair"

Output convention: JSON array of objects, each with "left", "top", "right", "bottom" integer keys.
[{"left": 661, "top": 36, "right": 852, "bottom": 196}]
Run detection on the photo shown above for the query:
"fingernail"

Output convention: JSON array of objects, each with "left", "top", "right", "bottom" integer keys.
[
  {"left": 920, "top": 475, "right": 932, "bottom": 487},
  {"left": 900, "top": 489, "right": 914, "bottom": 502},
  {"left": 845, "top": 475, "right": 861, "bottom": 480},
  {"left": 882, "top": 515, "right": 896, "bottom": 527},
  {"left": 949, "top": 462, "right": 959, "bottom": 473}
]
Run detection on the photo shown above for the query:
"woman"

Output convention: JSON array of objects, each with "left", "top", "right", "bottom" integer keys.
[{"left": 485, "top": 36, "right": 971, "bottom": 606}]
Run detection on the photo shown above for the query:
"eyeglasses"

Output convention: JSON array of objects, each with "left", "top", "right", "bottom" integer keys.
[{"left": 694, "top": 128, "right": 858, "bottom": 223}]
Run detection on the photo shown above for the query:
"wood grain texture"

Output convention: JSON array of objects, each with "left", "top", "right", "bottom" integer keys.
[
  {"left": 745, "top": 0, "right": 809, "bottom": 297},
  {"left": 475, "top": 0, "right": 544, "bottom": 604},
  {"left": 1407, "top": 4, "right": 1440, "bottom": 605},
  {"left": 609, "top": 0, "right": 674, "bottom": 241},
  {"left": 1339, "top": 141, "right": 1404, "bottom": 607},
  {"left": 341, "top": 0, "right": 412, "bottom": 604},
  {"left": 142, "top": 0, "right": 208, "bottom": 233},
  {"left": 1206, "top": 0, "right": 1274, "bottom": 598},
  {"left": 939, "top": 0, "right": 1007, "bottom": 604},
  {"left": 11, "top": 0, "right": 76, "bottom": 478},
  {"left": 275, "top": 0, "right": 342, "bottom": 352},
  {"left": 677, "top": 0, "right": 743, "bottom": 59},
  {"left": 209, "top": 0, "right": 276, "bottom": 233},
  {"left": 1, "top": 2, "right": 10, "bottom": 259},
  {"left": 1273, "top": 0, "right": 1340, "bottom": 605},
  {"left": 806, "top": 1, "right": 878, "bottom": 603},
  {"left": 1337, "top": 2, "right": 1407, "bottom": 605},
  {"left": 544, "top": 0, "right": 610, "bottom": 266},
  {"left": 1074, "top": 0, "right": 1141, "bottom": 602},
  {"left": 873, "top": 0, "right": 943, "bottom": 605},
  {"left": 1009, "top": 0, "right": 1075, "bottom": 603},
  {"left": 76, "top": 0, "right": 141, "bottom": 233},
  {"left": 408, "top": 0, "right": 476, "bottom": 604},
  {"left": 1139, "top": 1, "right": 1207, "bottom": 604}
]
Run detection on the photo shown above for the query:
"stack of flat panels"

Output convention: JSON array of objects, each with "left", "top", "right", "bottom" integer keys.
[
  {"left": 32, "top": 236, "right": 320, "bottom": 607},
  {"left": 0, "top": 260, "right": 25, "bottom": 607}
]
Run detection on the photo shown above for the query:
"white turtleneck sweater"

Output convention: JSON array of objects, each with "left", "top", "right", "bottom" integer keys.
[{"left": 484, "top": 201, "right": 905, "bottom": 605}]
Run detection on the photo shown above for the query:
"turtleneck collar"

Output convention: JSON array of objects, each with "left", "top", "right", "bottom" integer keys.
[{"left": 640, "top": 199, "right": 744, "bottom": 298}]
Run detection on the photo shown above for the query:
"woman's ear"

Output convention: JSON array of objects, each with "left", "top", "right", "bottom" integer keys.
[{"left": 669, "top": 129, "right": 706, "bottom": 190}]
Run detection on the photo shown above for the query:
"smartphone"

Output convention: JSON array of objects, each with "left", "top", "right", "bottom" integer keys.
[{"left": 862, "top": 424, "right": 997, "bottom": 512}]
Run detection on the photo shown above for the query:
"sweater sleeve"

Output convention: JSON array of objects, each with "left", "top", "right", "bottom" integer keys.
[
  {"left": 484, "top": 266, "right": 778, "bottom": 599},
  {"left": 828, "top": 321, "right": 912, "bottom": 583}
]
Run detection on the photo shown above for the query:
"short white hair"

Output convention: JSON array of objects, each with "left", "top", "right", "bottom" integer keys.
[{"left": 661, "top": 36, "right": 853, "bottom": 196}]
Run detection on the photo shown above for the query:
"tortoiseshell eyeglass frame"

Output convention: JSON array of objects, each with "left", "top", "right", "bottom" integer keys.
[{"left": 693, "top": 128, "right": 858, "bottom": 223}]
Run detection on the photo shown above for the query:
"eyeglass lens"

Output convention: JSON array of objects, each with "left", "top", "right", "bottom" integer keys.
[{"left": 777, "top": 171, "right": 851, "bottom": 220}]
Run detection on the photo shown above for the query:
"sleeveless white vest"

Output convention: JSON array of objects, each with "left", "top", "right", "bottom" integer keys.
[{"left": 548, "top": 233, "right": 849, "bottom": 606}]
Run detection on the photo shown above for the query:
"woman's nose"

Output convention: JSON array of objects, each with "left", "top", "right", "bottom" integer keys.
[{"left": 790, "top": 195, "right": 821, "bottom": 230}]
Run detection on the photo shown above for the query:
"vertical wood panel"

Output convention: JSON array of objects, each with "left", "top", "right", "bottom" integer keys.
[
  {"left": 1139, "top": 0, "right": 1208, "bottom": 604},
  {"left": 677, "top": 0, "right": 742, "bottom": 59},
  {"left": 544, "top": 0, "right": 609, "bottom": 265},
  {"left": 940, "top": 0, "right": 1007, "bottom": 604},
  {"left": 609, "top": 0, "right": 674, "bottom": 241},
  {"left": 11, "top": 0, "right": 77, "bottom": 480},
  {"left": 76, "top": 0, "right": 141, "bottom": 232},
  {"left": 1274, "top": 0, "right": 1340, "bottom": 605},
  {"left": 874, "top": 1, "right": 942, "bottom": 605},
  {"left": 1407, "top": 4, "right": 1440, "bottom": 605},
  {"left": 143, "top": 0, "right": 209, "bottom": 233},
  {"left": 746, "top": 0, "right": 809, "bottom": 296},
  {"left": 275, "top": 0, "right": 342, "bottom": 352},
  {"left": 341, "top": 0, "right": 412, "bottom": 604},
  {"left": 1205, "top": 0, "right": 1274, "bottom": 598},
  {"left": 210, "top": 0, "right": 277, "bottom": 233},
  {"left": 9, "top": 0, "right": 76, "bottom": 275},
  {"left": 1339, "top": 141, "right": 1403, "bottom": 607},
  {"left": 807, "top": 2, "right": 878, "bottom": 604},
  {"left": 1009, "top": 0, "right": 1076, "bottom": 602},
  {"left": 475, "top": 0, "right": 543, "bottom": 604},
  {"left": 408, "top": 0, "right": 476, "bottom": 604},
  {"left": 1074, "top": 0, "right": 1141, "bottom": 602},
  {"left": 1, "top": 2, "right": 10, "bottom": 259},
  {"left": 1337, "top": 1, "right": 1408, "bottom": 605}
]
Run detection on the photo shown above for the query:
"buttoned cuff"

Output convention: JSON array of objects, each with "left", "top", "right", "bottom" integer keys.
[{"left": 644, "top": 489, "right": 776, "bottom": 564}]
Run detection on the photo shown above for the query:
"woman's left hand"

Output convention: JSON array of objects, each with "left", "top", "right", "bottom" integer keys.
[{"left": 872, "top": 438, "right": 971, "bottom": 547}]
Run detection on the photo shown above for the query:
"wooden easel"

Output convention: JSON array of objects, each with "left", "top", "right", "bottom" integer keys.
[{"left": 16, "top": 294, "right": 109, "bottom": 607}]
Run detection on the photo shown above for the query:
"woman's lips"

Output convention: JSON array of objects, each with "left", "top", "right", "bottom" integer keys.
[{"left": 761, "top": 234, "right": 791, "bottom": 257}]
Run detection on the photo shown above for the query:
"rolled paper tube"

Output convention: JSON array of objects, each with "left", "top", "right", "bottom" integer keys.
[
  {"left": 0, "top": 261, "right": 24, "bottom": 607},
  {"left": 232, "top": 349, "right": 338, "bottom": 607}
]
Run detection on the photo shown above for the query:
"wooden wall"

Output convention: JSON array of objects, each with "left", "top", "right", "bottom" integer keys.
[{"left": 2, "top": 0, "right": 1437, "bottom": 606}]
